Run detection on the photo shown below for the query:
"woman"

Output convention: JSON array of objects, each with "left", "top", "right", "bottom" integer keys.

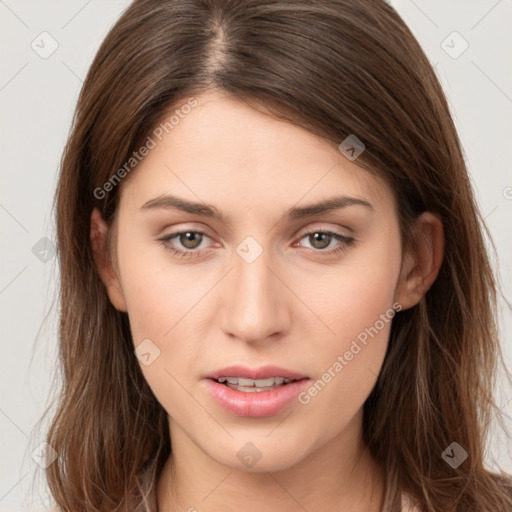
[{"left": 41, "top": 0, "right": 512, "bottom": 510}]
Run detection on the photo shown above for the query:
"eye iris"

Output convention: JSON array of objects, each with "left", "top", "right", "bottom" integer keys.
[
  {"left": 180, "top": 232, "right": 202, "bottom": 249},
  {"left": 310, "top": 232, "right": 331, "bottom": 249}
]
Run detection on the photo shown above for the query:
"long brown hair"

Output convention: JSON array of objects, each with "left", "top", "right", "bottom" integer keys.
[{"left": 38, "top": 0, "right": 512, "bottom": 510}]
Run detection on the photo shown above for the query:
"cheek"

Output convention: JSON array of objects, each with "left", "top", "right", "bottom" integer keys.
[
  {"left": 311, "top": 268, "right": 396, "bottom": 391},
  {"left": 298, "top": 232, "right": 401, "bottom": 416},
  {"left": 115, "top": 236, "right": 216, "bottom": 409},
  {"left": 327, "top": 268, "right": 397, "bottom": 343},
  {"left": 116, "top": 230, "right": 199, "bottom": 341},
  {"left": 117, "top": 247, "right": 206, "bottom": 415},
  {"left": 317, "top": 231, "right": 401, "bottom": 338}
]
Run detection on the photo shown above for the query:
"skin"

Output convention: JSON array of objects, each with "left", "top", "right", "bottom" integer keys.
[{"left": 91, "top": 90, "right": 443, "bottom": 512}]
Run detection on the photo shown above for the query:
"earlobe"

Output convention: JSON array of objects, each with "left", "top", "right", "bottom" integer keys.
[
  {"left": 395, "top": 212, "right": 444, "bottom": 310},
  {"left": 90, "top": 208, "right": 128, "bottom": 312}
]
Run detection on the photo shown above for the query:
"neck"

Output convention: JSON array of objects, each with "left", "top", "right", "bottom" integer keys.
[{"left": 156, "top": 410, "right": 386, "bottom": 512}]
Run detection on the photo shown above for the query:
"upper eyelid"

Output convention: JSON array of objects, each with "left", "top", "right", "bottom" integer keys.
[
  {"left": 161, "top": 227, "right": 353, "bottom": 247},
  {"left": 162, "top": 222, "right": 353, "bottom": 237}
]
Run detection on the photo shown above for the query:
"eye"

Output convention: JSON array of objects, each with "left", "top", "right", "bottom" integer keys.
[
  {"left": 295, "top": 230, "right": 355, "bottom": 256},
  {"left": 157, "top": 228, "right": 355, "bottom": 259},
  {"left": 157, "top": 230, "right": 215, "bottom": 259}
]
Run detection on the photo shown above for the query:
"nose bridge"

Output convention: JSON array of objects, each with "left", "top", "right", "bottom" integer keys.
[{"left": 220, "top": 236, "right": 288, "bottom": 342}]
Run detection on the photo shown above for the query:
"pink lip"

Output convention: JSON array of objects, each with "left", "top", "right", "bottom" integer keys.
[
  {"left": 204, "top": 364, "right": 308, "bottom": 381},
  {"left": 203, "top": 377, "right": 310, "bottom": 417}
]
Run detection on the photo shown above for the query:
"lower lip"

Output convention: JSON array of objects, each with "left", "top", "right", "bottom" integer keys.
[{"left": 204, "top": 378, "right": 310, "bottom": 417}]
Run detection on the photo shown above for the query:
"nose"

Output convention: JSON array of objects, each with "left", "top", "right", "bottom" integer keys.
[{"left": 219, "top": 243, "right": 291, "bottom": 345}]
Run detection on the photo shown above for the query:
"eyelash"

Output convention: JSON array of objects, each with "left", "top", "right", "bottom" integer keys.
[{"left": 157, "top": 229, "right": 355, "bottom": 259}]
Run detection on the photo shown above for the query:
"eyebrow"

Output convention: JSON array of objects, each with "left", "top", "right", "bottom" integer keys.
[{"left": 139, "top": 193, "right": 374, "bottom": 222}]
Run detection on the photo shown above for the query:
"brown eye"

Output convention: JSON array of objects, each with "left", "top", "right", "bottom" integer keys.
[
  {"left": 308, "top": 232, "right": 332, "bottom": 250},
  {"left": 158, "top": 230, "right": 212, "bottom": 258},
  {"left": 298, "top": 230, "right": 354, "bottom": 253},
  {"left": 178, "top": 231, "right": 203, "bottom": 249}
]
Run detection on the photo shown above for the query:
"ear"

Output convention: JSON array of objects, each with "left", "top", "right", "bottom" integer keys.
[
  {"left": 395, "top": 212, "right": 444, "bottom": 310},
  {"left": 90, "top": 207, "right": 127, "bottom": 312}
]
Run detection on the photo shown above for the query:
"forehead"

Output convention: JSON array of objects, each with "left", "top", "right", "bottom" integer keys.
[{"left": 119, "top": 91, "right": 395, "bottom": 218}]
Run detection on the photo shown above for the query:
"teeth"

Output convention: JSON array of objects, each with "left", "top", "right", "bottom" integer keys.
[{"left": 216, "top": 376, "right": 293, "bottom": 387}]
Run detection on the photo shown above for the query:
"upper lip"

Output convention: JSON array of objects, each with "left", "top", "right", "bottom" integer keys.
[{"left": 205, "top": 365, "right": 309, "bottom": 381}]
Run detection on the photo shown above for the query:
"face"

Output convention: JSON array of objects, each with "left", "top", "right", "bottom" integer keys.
[{"left": 92, "top": 90, "right": 424, "bottom": 473}]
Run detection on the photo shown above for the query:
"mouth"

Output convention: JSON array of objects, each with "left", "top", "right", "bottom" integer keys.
[
  {"left": 204, "top": 375, "right": 311, "bottom": 417},
  {"left": 211, "top": 376, "right": 307, "bottom": 393},
  {"left": 203, "top": 365, "right": 310, "bottom": 416}
]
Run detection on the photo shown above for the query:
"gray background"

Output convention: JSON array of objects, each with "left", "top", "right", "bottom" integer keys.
[{"left": 1, "top": 0, "right": 511, "bottom": 510}]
